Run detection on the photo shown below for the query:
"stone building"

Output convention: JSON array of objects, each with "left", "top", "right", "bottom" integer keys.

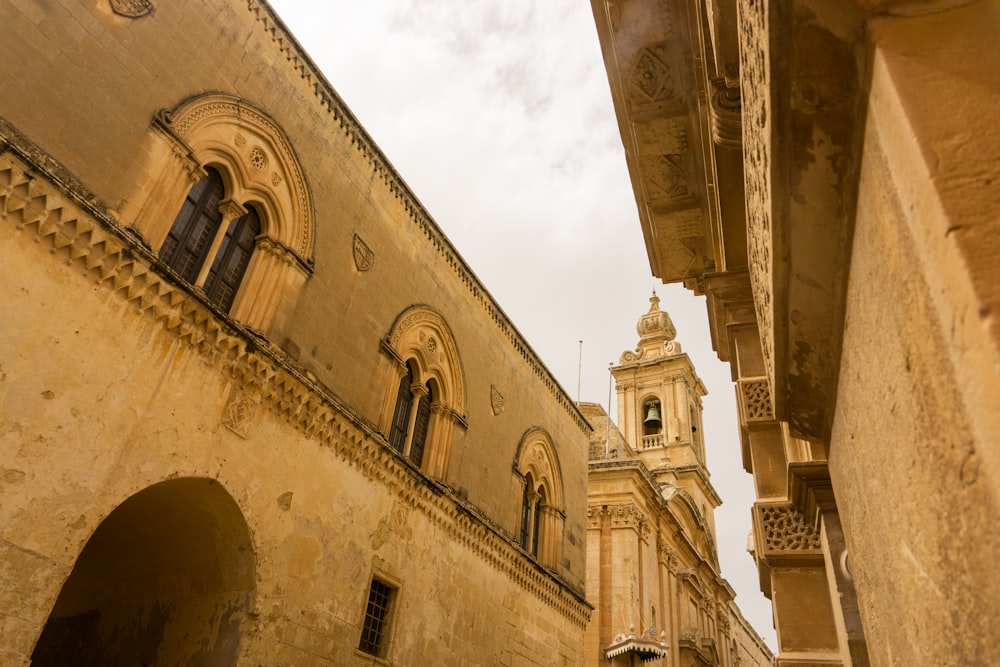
[
  {"left": 591, "top": 0, "right": 1000, "bottom": 665},
  {"left": 0, "top": 1, "right": 592, "bottom": 664},
  {"left": 583, "top": 295, "right": 773, "bottom": 667}
]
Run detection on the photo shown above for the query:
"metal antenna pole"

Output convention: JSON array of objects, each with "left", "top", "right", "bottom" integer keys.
[
  {"left": 605, "top": 362, "right": 613, "bottom": 459},
  {"left": 577, "top": 340, "right": 583, "bottom": 404}
]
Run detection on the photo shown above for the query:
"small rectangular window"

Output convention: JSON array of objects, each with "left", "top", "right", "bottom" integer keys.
[{"left": 359, "top": 578, "right": 395, "bottom": 657}]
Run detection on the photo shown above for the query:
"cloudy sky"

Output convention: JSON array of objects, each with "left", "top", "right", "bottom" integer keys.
[{"left": 267, "top": 0, "right": 776, "bottom": 649}]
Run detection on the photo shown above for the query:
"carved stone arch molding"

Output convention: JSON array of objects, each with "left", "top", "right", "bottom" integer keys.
[
  {"left": 379, "top": 305, "right": 468, "bottom": 478},
  {"left": 125, "top": 93, "right": 315, "bottom": 332},
  {"left": 512, "top": 427, "right": 565, "bottom": 567},
  {"left": 513, "top": 427, "right": 565, "bottom": 511}
]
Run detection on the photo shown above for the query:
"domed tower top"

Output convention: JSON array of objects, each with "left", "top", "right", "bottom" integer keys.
[{"left": 622, "top": 292, "right": 682, "bottom": 363}]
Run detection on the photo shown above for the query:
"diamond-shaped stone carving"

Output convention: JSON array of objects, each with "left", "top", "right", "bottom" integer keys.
[{"left": 629, "top": 44, "right": 674, "bottom": 105}]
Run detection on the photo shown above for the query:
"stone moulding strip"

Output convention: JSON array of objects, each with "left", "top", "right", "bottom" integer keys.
[
  {"left": 0, "top": 139, "right": 592, "bottom": 628},
  {"left": 245, "top": 0, "right": 591, "bottom": 435}
]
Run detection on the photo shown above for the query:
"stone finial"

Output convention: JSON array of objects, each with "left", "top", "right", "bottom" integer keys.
[
  {"left": 636, "top": 292, "right": 676, "bottom": 342},
  {"left": 620, "top": 292, "right": 681, "bottom": 363}
]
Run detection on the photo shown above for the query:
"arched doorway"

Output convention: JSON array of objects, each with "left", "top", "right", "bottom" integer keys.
[{"left": 31, "top": 478, "right": 256, "bottom": 666}]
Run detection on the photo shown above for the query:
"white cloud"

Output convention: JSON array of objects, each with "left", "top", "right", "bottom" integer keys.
[{"left": 270, "top": 0, "right": 777, "bottom": 650}]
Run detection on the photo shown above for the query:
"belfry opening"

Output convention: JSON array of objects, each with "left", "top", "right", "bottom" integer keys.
[{"left": 31, "top": 478, "right": 255, "bottom": 667}]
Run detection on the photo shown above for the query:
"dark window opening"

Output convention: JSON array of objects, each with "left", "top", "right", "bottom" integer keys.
[
  {"left": 160, "top": 168, "right": 224, "bottom": 283},
  {"left": 204, "top": 206, "right": 260, "bottom": 310},
  {"left": 408, "top": 382, "right": 432, "bottom": 467},
  {"left": 358, "top": 578, "right": 394, "bottom": 657},
  {"left": 520, "top": 478, "right": 532, "bottom": 550},
  {"left": 388, "top": 364, "right": 415, "bottom": 454},
  {"left": 532, "top": 486, "right": 545, "bottom": 557}
]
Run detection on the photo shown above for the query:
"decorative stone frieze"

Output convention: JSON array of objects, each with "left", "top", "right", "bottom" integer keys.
[
  {"left": 628, "top": 43, "right": 676, "bottom": 110},
  {"left": 738, "top": 0, "right": 775, "bottom": 392},
  {"left": 607, "top": 503, "right": 650, "bottom": 540}
]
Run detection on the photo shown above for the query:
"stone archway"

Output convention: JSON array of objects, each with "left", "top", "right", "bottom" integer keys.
[{"left": 31, "top": 478, "right": 256, "bottom": 667}]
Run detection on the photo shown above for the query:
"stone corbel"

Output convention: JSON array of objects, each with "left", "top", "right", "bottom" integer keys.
[{"left": 710, "top": 83, "right": 742, "bottom": 149}]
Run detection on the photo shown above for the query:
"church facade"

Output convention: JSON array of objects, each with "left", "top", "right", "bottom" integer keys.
[
  {"left": 0, "top": 1, "right": 592, "bottom": 664},
  {"left": 591, "top": 0, "right": 1000, "bottom": 665},
  {"left": 583, "top": 296, "right": 773, "bottom": 667}
]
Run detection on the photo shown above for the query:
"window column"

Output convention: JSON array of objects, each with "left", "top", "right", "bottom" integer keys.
[{"left": 194, "top": 199, "right": 247, "bottom": 288}]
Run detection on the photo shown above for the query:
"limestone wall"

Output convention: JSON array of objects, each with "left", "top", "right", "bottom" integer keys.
[
  {"left": 830, "top": 9, "right": 1000, "bottom": 663},
  {"left": 0, "top": 147, "right": 589, "bottom": 663},
  {"left": 0, "top": 0, "right": 593, "bottom": 663}
]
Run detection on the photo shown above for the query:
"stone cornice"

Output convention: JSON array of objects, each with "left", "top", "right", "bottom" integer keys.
[
  {"left": 246, "top": 0, "right": 591, "bottom": 435},
  {"left": 0, "top": 137, "right": 592, "bottom": 628},
  {"left": 588, "top": 459, "right": 724, "bottom": 583}
]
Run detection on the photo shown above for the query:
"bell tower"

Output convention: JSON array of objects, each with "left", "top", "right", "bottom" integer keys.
[{"left": 612, "top": 293, "right": 720, "bottom": 529}]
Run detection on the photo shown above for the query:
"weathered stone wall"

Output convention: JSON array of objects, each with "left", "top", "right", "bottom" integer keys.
[
  {"left": 0, "top": 0, "right": 592, "bottom": 663},
  {"left": 0, "top": 1, "right": 591, "bottom": 565},
  {"left": 831, "top": 6, "right": 1000, "bottom": 664},
  {"left": 0, "top": 147, "right": 590, "bottom": 664}
]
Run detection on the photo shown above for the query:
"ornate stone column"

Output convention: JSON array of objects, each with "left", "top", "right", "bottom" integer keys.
[{"left": 194, "top": 198, "right": 247, "bottom": 288}]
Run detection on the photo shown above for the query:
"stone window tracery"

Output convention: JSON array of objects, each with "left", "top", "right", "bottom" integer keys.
[
  {"left": 513, "top": 429, "right": 565, "bottom": 566},
  {"left": 159, "top": 166, "right": 263, "bottom": 312},
  {"left": 380, "top": 306, "right": 467, "bottom": 479},
  {"left": 126, "top": 93, "right": 314, "bottom": 333},
  {"left": 388, "top": 360, "right": 435, "bottom": 467}
]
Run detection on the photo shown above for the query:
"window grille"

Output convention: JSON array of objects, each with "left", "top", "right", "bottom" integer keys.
[{"left": 359, "top": 578, "right": 394, "bottom": 657}]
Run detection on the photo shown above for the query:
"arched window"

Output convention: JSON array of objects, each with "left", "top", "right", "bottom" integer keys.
[
  {"left": 159, "top": 167, "right": 262, "bottom": 312},
  {"left": 520, "top": 473, "right": 535, "bottom": 550},
  {"left": 641, "top": 396, "right": 662, "bottom": 437},
  {"left": 159, "top": 168, "right": 225, "bottom": 283},
  {"left": 131, "top": 94, "right": 315, "bottom": 332},
  {"left": 388, "top": 360, "right": 434, "bottom": 467},
  {"left": 409, "top": 381, "right": 432, "bottom": 467},
  {"left": 380, "top": 306, "right": 467, "bottom": 478},
  {"left": 513, "top": 429, "right": 565, "bottom": 566},
  {"left": 532, "top": 486, "right": 545, "bottom": 557},
  {"left": 388, "top": 363, "right": 415, "bottom": 454},
  {"left": 204, "top": 206, "right": 261, "bottom": 311}
]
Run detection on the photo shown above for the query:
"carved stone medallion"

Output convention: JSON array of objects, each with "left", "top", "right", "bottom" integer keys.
[
  {"left": 110, "top": 0, "right": 153, "bottom": 18},
  {"left": 352, "top": 233, "right": 375, "bottom": 272},
  {"left": 222, "top": 386, "right": 259, "bottom": 439},
  {"left": 490, "top": 385, "right": 504, "bottom": 415}
]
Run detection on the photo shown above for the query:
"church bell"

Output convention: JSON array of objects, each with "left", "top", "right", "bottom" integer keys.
[{"left": 644, "top": 403, "right": 662, "bottom": 429}]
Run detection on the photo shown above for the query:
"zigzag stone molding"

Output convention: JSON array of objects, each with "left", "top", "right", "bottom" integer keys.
[{"left": 0, "top": 139, "right": 591, "bottom": 628}]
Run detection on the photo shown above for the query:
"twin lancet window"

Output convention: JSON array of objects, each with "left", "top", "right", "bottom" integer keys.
[
  {"left": 159, "top": 167, "right": 259, "bottom": 312},
  {"left": 388, "top": 361, "right": 433, "bottom": 467},
  {"left": 520, "top": 473, "right": 546, "bottom": 557}
]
